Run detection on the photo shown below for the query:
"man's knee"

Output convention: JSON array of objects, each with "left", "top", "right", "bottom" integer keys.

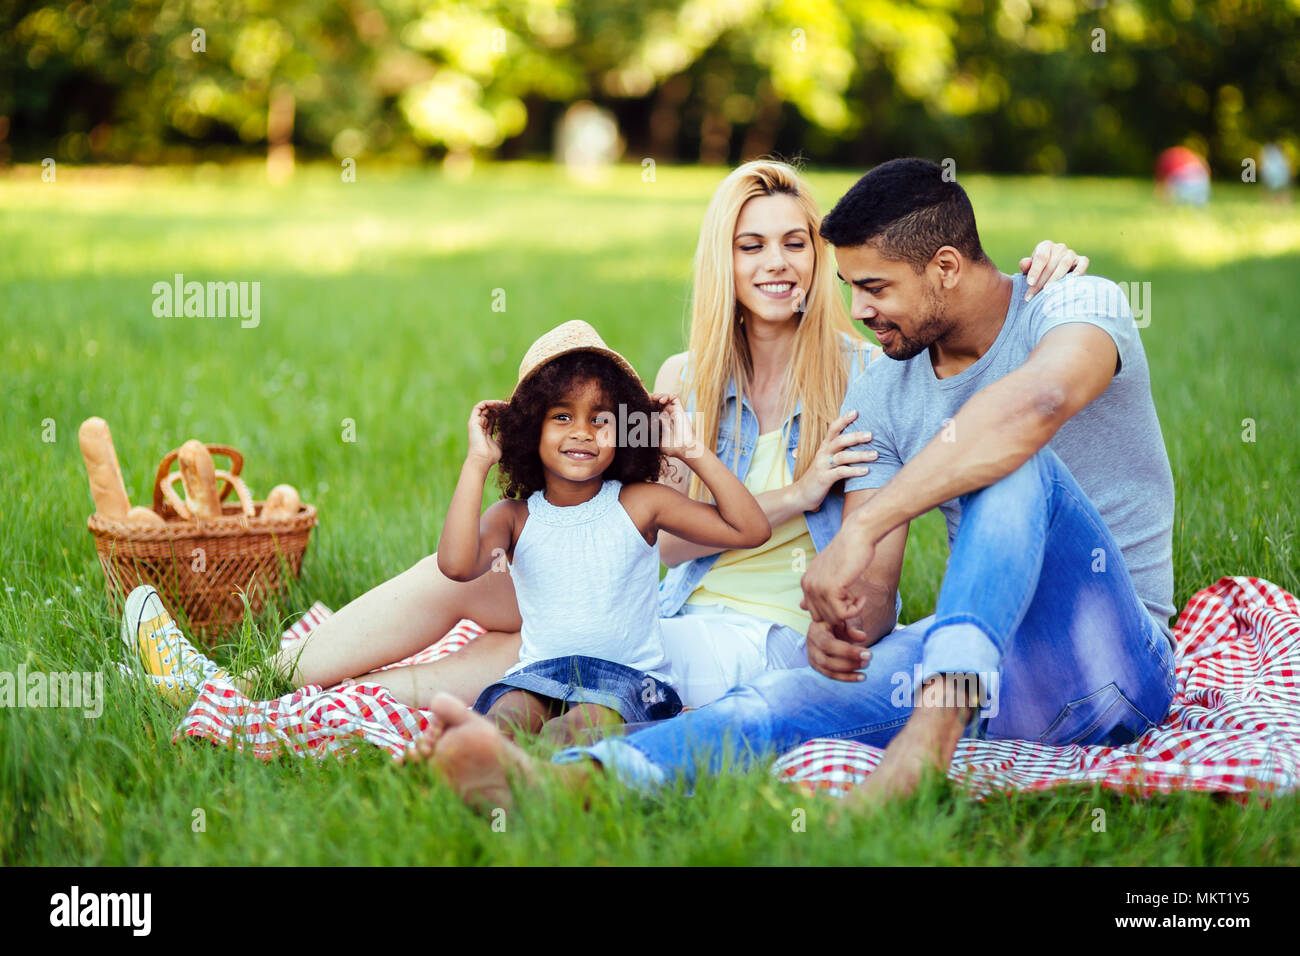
[
  {"left": 959, "top": 447, "right": 1061, "bottom": 514},
  {"left": 734, "top": 666, "right": 842, "bottom": 726},
  {"left": 743, "top": 666, "right": 808, "bottom": 706},
  {"left": 685, "top": 677, "right": 788, "bottom": 747}
]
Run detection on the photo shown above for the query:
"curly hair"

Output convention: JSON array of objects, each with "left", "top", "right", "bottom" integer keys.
[{"left": 485, "top": 351, "right": 668, "bottom": 500}]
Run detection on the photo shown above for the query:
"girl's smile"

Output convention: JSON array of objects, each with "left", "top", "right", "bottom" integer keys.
[{"left": 539, "top": 378, "right": 617, "bottom": 495}]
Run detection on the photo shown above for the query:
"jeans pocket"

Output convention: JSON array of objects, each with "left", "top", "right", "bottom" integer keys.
[{"left": 1038, "top": 682, "right": 1154, "bottom": 748}]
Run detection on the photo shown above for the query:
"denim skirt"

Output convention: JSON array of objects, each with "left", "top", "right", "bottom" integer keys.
[{"left": 473, "top": 655, "right": 683, "bottom": 724}]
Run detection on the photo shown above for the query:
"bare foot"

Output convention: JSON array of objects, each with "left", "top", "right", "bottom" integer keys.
[
  {"left": 394, "top": 708, "right": 446, "bottom": 766},
  {"left": 401, "top": 693, "right": 543, "bottom": 814},
  {"left": 841, "top": 706, "right": 968, "bottom": 810}
]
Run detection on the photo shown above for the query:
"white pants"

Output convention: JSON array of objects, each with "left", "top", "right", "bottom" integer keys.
[{"left": 659, "top": 604, "right": 808, "bottom": 710}]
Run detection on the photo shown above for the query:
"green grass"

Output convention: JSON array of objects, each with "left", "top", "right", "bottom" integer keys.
[{"left": 1, "top": 161, "right": 1298, "bottom": 865}]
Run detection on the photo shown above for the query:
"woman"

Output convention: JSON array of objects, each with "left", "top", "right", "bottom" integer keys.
[
  {"left": 127, "top": 160, "right": 1086, "bottom": 711},
  {"left": 645, "top": 161, "right": 881, "bottom": 705}
]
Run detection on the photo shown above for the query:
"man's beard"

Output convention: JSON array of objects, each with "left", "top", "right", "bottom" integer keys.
[{"left": 879, "top": 286, "right": 948, "bottom": 361}]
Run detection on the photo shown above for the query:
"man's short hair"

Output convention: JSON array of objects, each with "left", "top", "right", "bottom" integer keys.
[{"left": 819, "top": 158, "right": 987, "bottom": 272}]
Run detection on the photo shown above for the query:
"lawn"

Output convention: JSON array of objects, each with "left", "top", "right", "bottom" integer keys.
[{"left": 1, "top": 161, "right": 1298, "bottom": 866}]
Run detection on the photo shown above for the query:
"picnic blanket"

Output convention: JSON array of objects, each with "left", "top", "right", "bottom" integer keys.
[
  {"left": 175, "top": 576, "right": 1300, "bottom": 798},
  {"left": 174, "top": 610, "right": 482, "bottom": 761}
]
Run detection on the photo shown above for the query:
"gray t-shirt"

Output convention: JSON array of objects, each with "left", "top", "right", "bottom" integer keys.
[{"left": 842, "top": 272, "right": 1176, "bottom": 636}]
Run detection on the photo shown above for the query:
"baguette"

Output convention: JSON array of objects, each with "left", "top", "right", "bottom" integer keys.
[
  {"left": 77, "top": 417, "right": 131, "bottom": 519},
  {"left": 177, "top": 440, "right": 222, "bottom": 520}
]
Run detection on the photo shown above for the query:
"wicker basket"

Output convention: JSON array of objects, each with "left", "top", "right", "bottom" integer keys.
[{"left": 87, "top": 443, "right": 317, "bottom": 642}]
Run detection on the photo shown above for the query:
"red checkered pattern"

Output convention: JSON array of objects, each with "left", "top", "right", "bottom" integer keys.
[
  {"left": 176, "top": 576, "right": 1300, "bottom": 799},
  {"left": 775, "top": 576, "right": 1300, "bottom": 798},
  {"left": 174, "top": 617, "right": 485, "bottom": 759}
]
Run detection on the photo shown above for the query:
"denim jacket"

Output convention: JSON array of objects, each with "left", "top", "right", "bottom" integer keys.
[{"left": 659, "top": 334, "right": 899, "bottom": 620}]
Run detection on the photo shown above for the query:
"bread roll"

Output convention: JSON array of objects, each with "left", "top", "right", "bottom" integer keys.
[
  {"left": 262, "top": 483, "right": 301, "bottom": 520},
  {"left": 177, "top": 440, "right": 222, "bottom": 519},
  {"left": 78, "top": 417, "right": 131, "bottom": 519},
  {"left": 125, "top": 505, "right": 165, "bottom": 526}
]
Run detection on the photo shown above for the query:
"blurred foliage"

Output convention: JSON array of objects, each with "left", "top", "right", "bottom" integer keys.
[{"left": 1, "top": 0, "right": 1297, "bottom": 174}]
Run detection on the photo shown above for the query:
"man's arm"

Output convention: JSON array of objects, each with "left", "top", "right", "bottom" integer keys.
[
  {"left": 803, "top": 487, "right": 909, "bottom": 681},
  {"left": 802, "top": 322, "right": 1117, "bottom": 624},
  {"left": 856, "top": 323, "right": 1116, "bottom": 538}
]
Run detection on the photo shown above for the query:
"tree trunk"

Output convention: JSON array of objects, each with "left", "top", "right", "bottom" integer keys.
[{"left": 648, "top": 75, "right": 690, "bottom": 161}]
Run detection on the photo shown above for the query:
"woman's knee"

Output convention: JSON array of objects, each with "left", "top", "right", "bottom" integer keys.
[
  {"left": 461, "top": 629, "right": 524, "bottom": 669},
  {"left": 405, "top": 552, "right": 520, "bottom": 633}
]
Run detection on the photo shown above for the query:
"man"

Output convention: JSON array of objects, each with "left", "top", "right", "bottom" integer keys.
[{"left": 405, "top": 158, "right": 1177, "bottom": 808}]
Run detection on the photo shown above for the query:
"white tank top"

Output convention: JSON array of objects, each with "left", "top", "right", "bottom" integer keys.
[{"left": 508, "top": 479, "right": 669, "bottom": 681}]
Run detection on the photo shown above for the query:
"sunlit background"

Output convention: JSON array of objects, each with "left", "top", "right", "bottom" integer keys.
[
  {"left": 3, "top": 1, "right": 1300, "bottom": 869},
  {"left": 3, "top": 0, "right": 1297, "bottom": 176}
]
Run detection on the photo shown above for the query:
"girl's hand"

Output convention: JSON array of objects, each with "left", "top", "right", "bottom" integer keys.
[
  {"left": 467, "top": 400, "right": 506, "bottom": 466},
  {"left": 793, "top": 409, "right": 877, "bottom": 512},
  {"left": 651, "top": 393, "right": 705, "bottom": 462},
  {"left": 1019, "top": 240, "right": 1090, "bottom": 301}
]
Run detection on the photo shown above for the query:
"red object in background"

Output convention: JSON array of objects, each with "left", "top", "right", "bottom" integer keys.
[{"left": 1155, "top": 146, "right": 1209, "bottom": 181}]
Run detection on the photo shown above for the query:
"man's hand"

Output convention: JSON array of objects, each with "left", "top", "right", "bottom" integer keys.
[
  {"left": 801, "top": 486, "right": 908, "bottom": 676},
  {"left": 806, "top": 618, "right": 874, "bottom": 682},
  {"left": 800, "top": 528, "right": 876, "bottom": 624}
]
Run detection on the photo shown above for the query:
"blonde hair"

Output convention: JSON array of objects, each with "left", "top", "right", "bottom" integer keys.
[{"left": 683, "top": 159, "right": 866, "bottom": 499}]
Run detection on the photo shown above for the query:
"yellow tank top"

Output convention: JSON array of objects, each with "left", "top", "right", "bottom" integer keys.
[{"left": 684, "top": 427, "right": 814, "bottom": 633}]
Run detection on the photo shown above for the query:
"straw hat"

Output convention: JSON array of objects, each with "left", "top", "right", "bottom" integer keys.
[{"left": 513, "top": 320, "right": 647, "bottom": 398}]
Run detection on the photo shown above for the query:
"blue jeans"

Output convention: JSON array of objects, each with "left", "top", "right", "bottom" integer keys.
[
  {"left": 474, "top": 655, "right": 683, "bottom": 724},
  {"left": 554, "top": 448, "right": 1178, "bottom": 791}
]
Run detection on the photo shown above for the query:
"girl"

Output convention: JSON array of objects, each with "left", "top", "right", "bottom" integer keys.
[{"left": 438, "top": 320, "right": 769, "bottom": 746}]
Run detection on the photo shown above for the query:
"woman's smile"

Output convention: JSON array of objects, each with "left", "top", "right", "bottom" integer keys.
[{"left": 756, "top": 280, "right": 796, "bottom": 298}]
